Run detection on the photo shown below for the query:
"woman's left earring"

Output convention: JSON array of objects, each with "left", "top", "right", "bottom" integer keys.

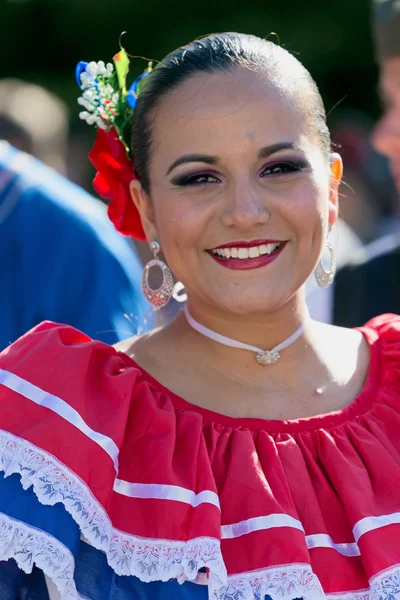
[
  {"left": 141, "top": 241, "right": 174, "bottom": 309},
  {"left": 314, "top": 240, "right": 336, "bottom": 288}
]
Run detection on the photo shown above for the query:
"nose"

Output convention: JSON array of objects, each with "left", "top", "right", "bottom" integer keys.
[
  {"left": 219, "top": 180, "right": 270, "bottom": 230},
  {"left": 372, "top": 108, "right": 400, "bottom": 159}
]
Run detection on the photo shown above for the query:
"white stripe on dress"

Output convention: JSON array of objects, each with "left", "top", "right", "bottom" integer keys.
[
  {"left": 305, "top": 533, "right": 360, "bottom": 557},
  {"left": 221, "top": 513, "right": 305, "bottom": 539},
  {"left": 353, "top": 512, "right": 400, "bottom": 542},
  {"left": 0, "top": 368, "right": 119, "bottom": 471},
  {"left": 114, "top": 479, "right": 220, "bottom": 509}
]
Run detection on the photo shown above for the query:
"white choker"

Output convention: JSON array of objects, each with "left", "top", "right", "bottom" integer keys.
[{"left": 183, "top": 305, "right": 305, "bottom": 366}]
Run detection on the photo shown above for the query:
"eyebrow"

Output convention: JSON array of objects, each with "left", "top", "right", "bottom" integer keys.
[{"left": 165, "top": 142, "right": 302, "bottom": 176}]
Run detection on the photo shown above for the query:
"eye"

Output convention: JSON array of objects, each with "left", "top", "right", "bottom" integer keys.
[
  {"left": 260, "top": 160, "right": 308, "bottom": 177},
  {"left": 171, "top": 172, "right": 221, "bottom": 187}
]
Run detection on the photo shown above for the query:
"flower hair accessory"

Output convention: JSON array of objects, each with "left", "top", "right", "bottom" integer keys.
[{"left": 76, "top": 47, "right": 152, "bottom": 240}]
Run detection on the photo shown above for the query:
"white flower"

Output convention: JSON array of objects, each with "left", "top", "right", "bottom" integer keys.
[
  {"left": 79, "top": 72, "right": 93, "bottom": 89},
  {"left": 77, "top": 98, "right": 93, "bottom": 111},
  {"left": 86, "top": 61, "right": 98, "bottom": 76},
  {"left": 83, "top": 90, "right": 95, "bottom": 101},
  {"left": 77, "top": 59, "right": 119, "bottom": 129},
  {"left": 78, "top": 111, "right": 91, "bottom": 122}
]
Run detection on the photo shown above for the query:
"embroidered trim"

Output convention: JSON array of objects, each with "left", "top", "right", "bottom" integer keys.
[
  {"left": 209, "top": 564, "right": 326, "bottom": 600},
  {"left": 0, "top": 429, "right": 227, "bottom": 589},
  {"left": 210, "top": 563, "right": 400, "bottom": 600},
  {"left": 0, "top": 511, "right": 80, "bottom": 599}
]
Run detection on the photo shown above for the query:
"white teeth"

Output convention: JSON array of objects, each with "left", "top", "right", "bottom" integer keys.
[
  {"left": 211, "top": 242, "right": 281, "bottom": 259},
  {"left": 248, "top": 247, "right": 260, "bottom": 258}
]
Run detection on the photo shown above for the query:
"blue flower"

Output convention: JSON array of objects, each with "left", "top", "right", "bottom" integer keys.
[
  {"left": 126, "top": 71, "right": 149, "bottom": 109},
  {"left": 75, "top": 61, "right": 88, "bottom": 87}
]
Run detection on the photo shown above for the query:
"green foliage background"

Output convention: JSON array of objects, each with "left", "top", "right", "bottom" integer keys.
[{"left": 0, "top": 0, "right": 380, "bottom": 142}]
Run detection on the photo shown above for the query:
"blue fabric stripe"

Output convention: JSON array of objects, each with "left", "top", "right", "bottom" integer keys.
[
  {"left": 75, "top": 540, "right": 208, "bottom": 599},
  {"left": 0, "top": 473, "right": 209, "bottom": 598},
  {"left": 0, "top": 473, "right": 80, "bottom": 553}
]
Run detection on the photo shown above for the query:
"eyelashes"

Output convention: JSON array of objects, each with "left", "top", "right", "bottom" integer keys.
[
  {"left": 171, "top": 172, "right": 220, "bottom": 187},
  {"left": 260, "top": 160, "right": 308, "bottom": 177},
  {"left": 171, "top": 160, "right": 309, "bottom": 188}
]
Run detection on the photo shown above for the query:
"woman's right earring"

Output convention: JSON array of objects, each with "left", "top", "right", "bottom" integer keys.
[
  {"left": 141, "top": 240, "right": 174, "bottom": 309},
  {"left": 314, "top": 241, "right": 336, "bottom": 288}
]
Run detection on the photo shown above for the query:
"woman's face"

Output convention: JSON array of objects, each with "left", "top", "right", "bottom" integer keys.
[{"left": 134, "top": 66, "right": 341, "bottom": 315}]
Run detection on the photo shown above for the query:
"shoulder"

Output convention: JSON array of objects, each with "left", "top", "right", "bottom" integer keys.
[
  {"left": 361, "top": 313, "right": 400, "bottom": 336},
  {"left": 359, "top": 314, "right": 400, "bottom": 375},
  {"left": 0, "top": 322, "right": 147, "bottom": 473}
]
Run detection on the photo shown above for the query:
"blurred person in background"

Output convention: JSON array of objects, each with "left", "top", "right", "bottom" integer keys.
[
  {"left": 372, "top": 0, "right": 400, "bottom": 232},
  {"left": 332, "top": 0, "right": 400, "bottom": 326},
  {"left": 330, "top": 109, "right": 396, "bottom": 242},
  {"left": 0, "top": 79, "right": 148, "bottom": 348}
]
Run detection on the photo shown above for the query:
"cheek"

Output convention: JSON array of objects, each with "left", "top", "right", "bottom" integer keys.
[
  {"left": 151, "top": 191, "right": 214, "bottom": 255},
  {"left": 282, "top": 177, "right": 327, "bottom": 230}
]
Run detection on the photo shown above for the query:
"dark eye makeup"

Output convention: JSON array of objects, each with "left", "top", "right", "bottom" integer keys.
[
  {"left": 171, "top": 171, "right": 221, "bottom": 187},
  {"left": 259, "top": 159, "right": 309, "bottom": 177},
  {"left": 170, "top": 159, "right": 310, "bottom": 188}
]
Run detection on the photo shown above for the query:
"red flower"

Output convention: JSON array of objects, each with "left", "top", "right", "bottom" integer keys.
[{"left": 88, "top": 128, "right": 146, "bottom": 241}]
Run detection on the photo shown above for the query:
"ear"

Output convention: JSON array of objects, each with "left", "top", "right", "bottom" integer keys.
[
  {"left": 328, "top": 153, "right": 343, "bottom": 228},
  {"left": 130, "top": 179, "right": 159, "bottom": 243}
]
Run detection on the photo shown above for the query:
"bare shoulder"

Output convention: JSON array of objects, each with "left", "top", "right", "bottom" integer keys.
[
  {"left": 113, "top": 335, "right": 139, "bottom": 354},
  {"left": 312, "top": 320, "right": 369, "bottom": 357},
  {"left": 113, "top": 325, "right": 170, "bottom": 371},
  {"left": 310, "top": 320, "right": 371, "bottom": 388}
]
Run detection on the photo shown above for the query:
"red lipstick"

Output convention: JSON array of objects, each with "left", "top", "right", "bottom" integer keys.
[{"left": 208, "top": 241, "right": 287, "bottom": 271}]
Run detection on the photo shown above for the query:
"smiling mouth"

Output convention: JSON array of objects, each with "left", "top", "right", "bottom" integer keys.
[
  {"left": 207, "top": 240, "right": 286, "bottom": 271},
  {"left": 210, "top": 242, "right": 282, "bottom": 259}
]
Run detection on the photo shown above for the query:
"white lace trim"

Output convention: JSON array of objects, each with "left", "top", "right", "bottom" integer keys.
[
  {"left": 209, "top": 564, "right": 326, "bottom": 600},
  {"left": 0, "top": 511, "right": 80, "bottom": 599},
  {"left": 209, "top": 563, "right": 400, "bottom": 600},
  {"left": 0, "top": 429, "right": 226, "bottom": 592},
  {"left": 1, "top": 429, "right": 400, "bottom": 600}
]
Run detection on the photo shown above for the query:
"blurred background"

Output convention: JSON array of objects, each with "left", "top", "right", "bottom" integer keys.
[{"left": 0, "top": 0, "right": 397, "bottom": 243}]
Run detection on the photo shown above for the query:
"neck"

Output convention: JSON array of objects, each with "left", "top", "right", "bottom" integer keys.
[
  {"left": 184, "top": 291, "right": 308, "bottom": 352},
  {"left": 164, "top": 290, "right": 312, "bottom": 382}
]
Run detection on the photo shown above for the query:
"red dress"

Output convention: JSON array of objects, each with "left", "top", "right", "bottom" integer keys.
[{"left": 0, "top": 314, "right": 399, "bottom": 600}]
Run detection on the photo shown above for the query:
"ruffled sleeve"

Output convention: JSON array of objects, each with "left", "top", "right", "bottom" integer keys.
[
  {"left": 0, "top": 322, "right": 224, "bottom": 599},
  {"left": 0, "top": 322, "right": 136, "bottom": 598}
]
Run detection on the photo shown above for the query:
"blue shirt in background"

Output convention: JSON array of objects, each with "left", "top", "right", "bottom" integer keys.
[{"left": 0, "top": 142, "right": 149, "bottom": 349}]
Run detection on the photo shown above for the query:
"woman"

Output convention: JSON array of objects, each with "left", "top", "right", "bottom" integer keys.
[{"left": 0, "top": 32, "right": 399, "bottom": 600}]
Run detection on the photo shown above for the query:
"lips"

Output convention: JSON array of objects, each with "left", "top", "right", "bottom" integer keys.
[
  {"left": 211, "top": 241, "right": 281, "bottom": 260},
  {"left": 207, "top": 239, "right": 286, "bottom": 271}
]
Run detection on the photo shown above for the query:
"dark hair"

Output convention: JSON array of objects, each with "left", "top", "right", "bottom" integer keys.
[{"left": 132, "top": 32, "right": 331, "bottom": 193}]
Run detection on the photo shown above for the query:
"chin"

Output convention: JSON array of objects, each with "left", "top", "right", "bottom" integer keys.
[{"left": 210, "top": 290, "right": 287, "bottom": 316}]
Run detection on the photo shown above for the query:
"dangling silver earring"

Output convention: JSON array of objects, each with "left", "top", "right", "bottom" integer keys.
[
  {"left": 314, "top": 240, "right": 336, "bottom": 288},
  {"left": 141, "top": 241, "right": 174, "bottom": 309}
]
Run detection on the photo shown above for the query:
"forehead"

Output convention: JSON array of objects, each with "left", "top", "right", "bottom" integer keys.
[{"left": 150, "top": 67, "right": 313, "bottom": 161}]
